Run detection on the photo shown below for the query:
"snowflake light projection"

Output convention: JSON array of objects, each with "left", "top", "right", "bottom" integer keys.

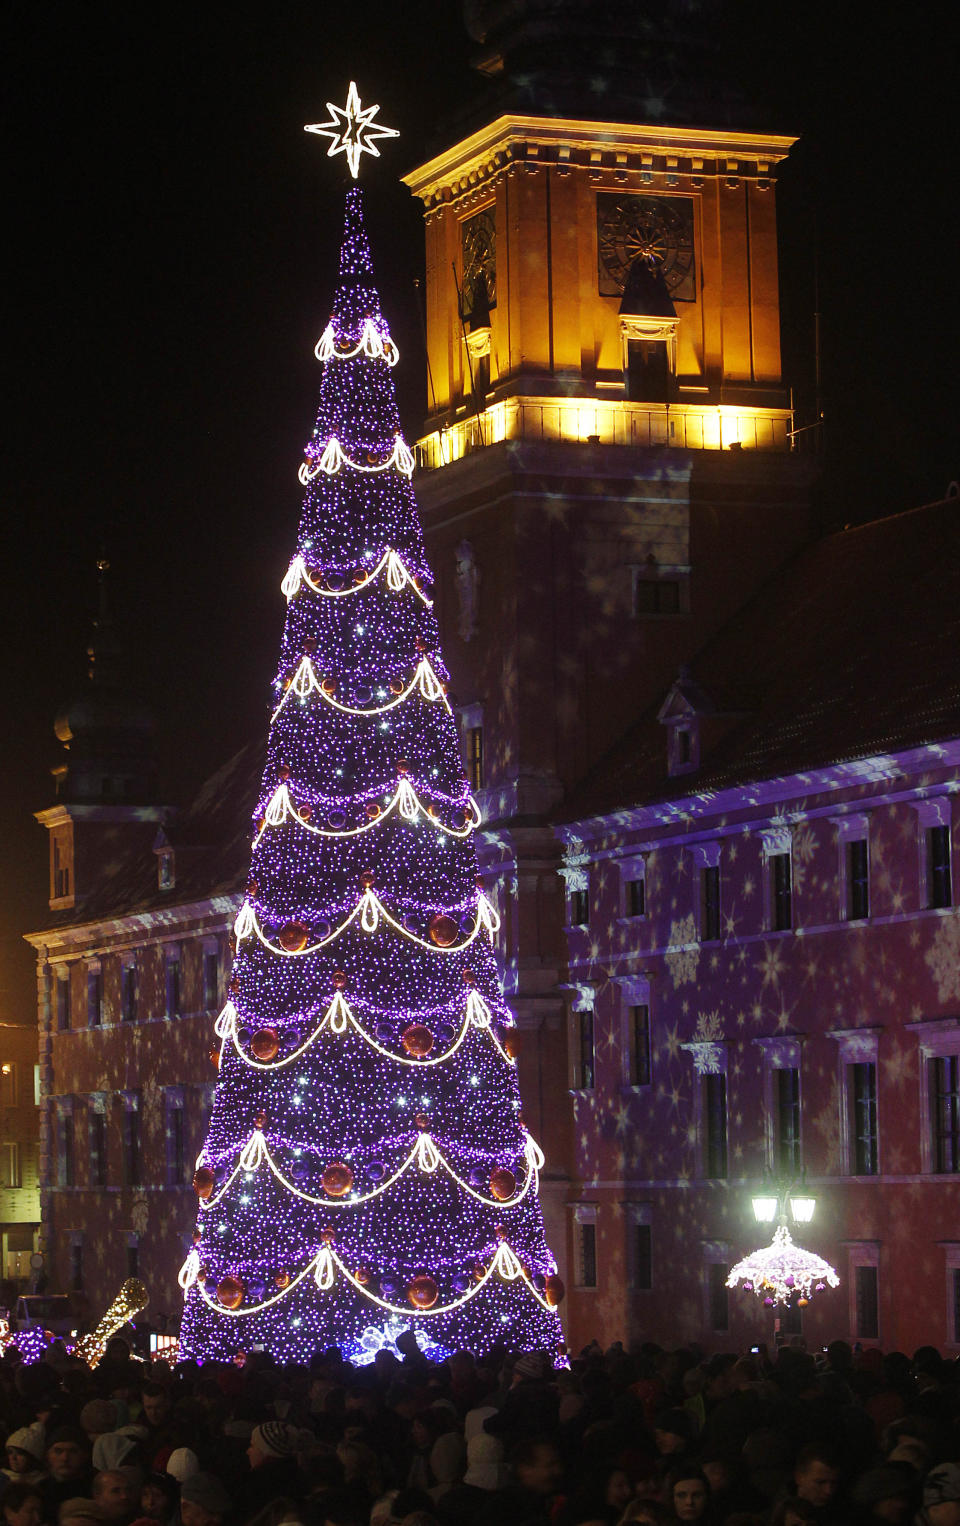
[{"left": 726, "top": 1223, "right": 839, "bottom": 1309}]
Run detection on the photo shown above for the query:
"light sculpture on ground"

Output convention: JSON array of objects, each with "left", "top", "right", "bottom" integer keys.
[
  {"left": 177, "top": 103, "right": 565, "bottom": 1364},
  {"left": 726, "top": 1223, "right": 839, "bottom": 1309}
]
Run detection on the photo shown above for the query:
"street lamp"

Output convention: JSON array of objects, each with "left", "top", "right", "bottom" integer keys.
[
  {"left": 728, "top": 1173, "right": 839, "bottom": 1311},
  {"left": 751, "top": 1174, "right": 817, "bottom": 1227}
]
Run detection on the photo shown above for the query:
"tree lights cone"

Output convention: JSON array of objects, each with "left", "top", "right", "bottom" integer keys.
[{"left": 176, "top": 169, "right": 564, "bottom": 1366}]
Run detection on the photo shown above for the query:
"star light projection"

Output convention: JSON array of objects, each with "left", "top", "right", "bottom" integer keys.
[
  {"left": 305, "top": 83, "right": 399, "bottom": 180},
  {"left": 177, "top": 175, "right": 565, "bottom": 1365}
]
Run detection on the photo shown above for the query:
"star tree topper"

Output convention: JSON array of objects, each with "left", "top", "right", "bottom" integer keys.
[{"left": 305, "top": 82, "right": 399, "bottom": 179}]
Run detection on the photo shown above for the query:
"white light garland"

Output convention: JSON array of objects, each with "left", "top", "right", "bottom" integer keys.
[
  {"left": 315, "top": 320, "right": 399, "bottom": 367},
  {"left": 271, "top": 655, "right": 451, "bottom": 722},
  {"left": 219, "top": 989, "right": 514, "bottom": 1073},
  {"left": 252, "top": 780, "right": 480, "bottom": 847},
  {"left": 298, "top": 434, "right": 415, "bottom": 485},
  {"left": 199, "top": 1127, "right": 541, "bottom": 1214},
  {"left": 726, "top": 1224, "right": 840, "bottom": 1308},
  {"left": 234, "top": 886, "right": 497, "bottom": 959},
  {"left": 197, "top": 1232, "right": 554, "bottom": 1319},
  {"left": 281, "top": 547, "right": 432, "bottom": 606}
]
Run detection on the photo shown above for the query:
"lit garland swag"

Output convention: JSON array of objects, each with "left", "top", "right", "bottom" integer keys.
[{"left": 178, "top": 188, "right": 565, "bottom": 1365}]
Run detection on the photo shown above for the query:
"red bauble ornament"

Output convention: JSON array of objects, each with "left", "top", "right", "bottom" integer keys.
[
  {"left": 303, "top": 636, "right": 317, "bottom": 654},
  {"left": 401, "top": 1023, "right": 435, "bottom": 1058},
  {"left": 251, "top": 1029, "right": 279, "bottom": 1062},
  {"left": 503, "top": 1031, "right": 521, "bottom": 1059},
  {"left": 253, "top": 1111, "right": 268, "bottom": 1129},
  {"left": 279, "top": 921, "right": 309, "bottom": 952},
  {"left": 299, "top": 803, "right": 313, "bottom": 822},
  {"left": 354, "top": 1267, "right": 371, "bottom": 1286},
  {"left": 397, "top": 759, "right": 409, "bottom": 774},
  {"left": 352, "top": 568, "right": 366, "bottom": 585},
  {"left": 472, "top": 1261, "right": 486, "bottom": 1282},
  {"left": 429, "top": 914, "right": 458, "bottom": 947},
  {"left": 462, "top": 968, "right": 476, "bottom": 986},
  {"left": 365, "top": 802, "right": 381, "bottom": 819},
  {"left": 332, "top": 970, "right": 348, "bottom": 990},
  {"left": 321, "top": 1227, "right": 336, "bottom": 1245},
  {"left": 414, "top": 1113, "right": 431, "bottom": 1130},
  {"left": 217, "top": 1275, "right": 244, "bottom": 1309},
  {"left": 255, "top": 816, "right": 266, "bottom": 834},
  {"left": 321, "top": 677, "right": 336, "bottom": 695},
  {"left": 544, "top": 1274, "right": 566, "bottom": 1307},
  {"left": 408, "top": 1274, "right": 439, "bottom": 1309},
  {"left": 193, "top": 1167, "right": 215, "bottom": 1199},
  {"left": 361, "top": 870, "right": 376, "bottom": 887},
  {"left": 275, "top": 1270, "right": 291, "bottom": 1289},
  {"left": 208, "top": 1048, "right": 220, "bottom": 1069},
  {"left": 322, "top": 1162, "right": 354, "bottom": 1198},
  {"left": 277, "top": 764, "right": 291, "bottom": 781},
  {"left": 246, "top": 877, "right": 259, "bottom": 895},
  {"left": 389, "top": 677, "right": 405, "bottom": 694},
  {"left": 489, "top": 1168, "right": 517, "bottom": 1202}
]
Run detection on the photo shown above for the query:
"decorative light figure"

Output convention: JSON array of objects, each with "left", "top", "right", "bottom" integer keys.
[{"left": 304, "top": 82, "right": 399, "bottom": 180}]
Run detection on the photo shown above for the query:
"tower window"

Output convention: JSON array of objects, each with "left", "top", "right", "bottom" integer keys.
[
  {"left": 87, "top": 967, "right": 102, "bottom": 1028},
  {"left": 849, "top": 1062, "right": 878, "bottom": 1175},
  {"left": 931, "top": 1056, "right": 960, "bottom": 1173},
  {"left": 122, "top": 962, "right": 138, "bottom": 1023},
  {"left": 56, "top": 973, "right": 71, "bottom": 1032},
  {"left": 578, "top": 1009, "right": 595, "bottom": 1091},
  {"left": 70, "top": 1241, "right": 83, "bottom": 1292},
  {"left": 127, "top": 1242, "right": 140, "bottom": 1280},
  {"left": 123, "top": 1106, "right": 141, "bottom": 1187},
  {"left": 570, "top": 888, "right": 589, "bottom": 927},
  {"left": 855, "top": 1264, "right": 879, "bottom": 1340},
  {"left": 91, "top": 1112, "right": 107, "bottom": 1188},
  {"left": 165, "top": 955, "right": 181, "bottom": 1018},
  {"left": 634, "top": 577, "right": 681, "bottom": 616},
  {"left": 626, "top": 877, "right": 645, "bottom": 918}
]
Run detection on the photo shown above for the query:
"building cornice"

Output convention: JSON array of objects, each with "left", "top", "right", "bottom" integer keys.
[
  {"left": 23, "top": 892, "right": 241, "bottom": 956},
  {"left": 35, "top": 804, "right": 169, "bottom": 827},
  {"left": 558, "top": 739, "right": 960, "bottom": 847},
  {"left": 403, "top": 114, "right": 797, "bottom": 206}
]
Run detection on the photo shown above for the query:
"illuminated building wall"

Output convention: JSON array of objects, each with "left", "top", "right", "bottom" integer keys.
[{"left": 0, "top": 1023, "right": 42, "bottom": 1290}]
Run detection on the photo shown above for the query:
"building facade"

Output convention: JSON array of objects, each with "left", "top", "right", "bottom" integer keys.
[{"left": 0, "top": 1022, "right": 41, "bottom": 1297}]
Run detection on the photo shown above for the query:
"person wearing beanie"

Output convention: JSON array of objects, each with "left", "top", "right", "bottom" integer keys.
[
  {"left": 164, "top": 1453, "right": 198, "bottom": 1486},
  {"left": 3, "top": 1428, "right": 46, "bottom": 1488},
  {"left": 179, "top": 1475, "right": 231, "bottom": 1526},
  {"left": 239, "top": 1425, "right": 303, "bottom": 1523},
  {"left": 42, "top": 1431, "right": 92, "bottom": 1526},
  {"left": 92, "top": 1437, "right": 137, "bottom": 1478}
]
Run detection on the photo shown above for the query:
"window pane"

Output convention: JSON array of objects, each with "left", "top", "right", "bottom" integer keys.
[
  {"left": 571, "top": 889, "right": 589, "bottom": 927},
  {"left": 851, "top": 1063, "right": 878, "bottom": 1175},
  {"left": 166, "top": 958, "right": 181, "bottom": 1017},
  {"left": 580, "top": 1010, "right": 595, "bottom": 1091},
  {"left": 627, "top": 878, "right": 645, "bottom": 918},
  {"left": 772, "top": 854, "right": 792, "bottom": 931},
  {"left": 932, "top": 1056, "right": 960, "bottom": 1173},
  {"left": 630, "top": 1005, "right": 650, "bottom": 1087},
  {"left": 929, "top": 826, "right": 952, "bottom": 910},
  {"left": 702, "top": 865, "right": 721, "bottom": 941},
  {"left": 776, "top": 1067, "right": 801, "bottom": 1172},
  {"left": 580, "top": 1223, "right": 597, "bottom": 1287},
  {"left": 855, "top": 1264, "right": 879, "bottom": 1339},
  {"left": 705, "top": 1074, "right": 728, "bottom": 1179},
  {"left": 466, "top": 727, "right": 484, "bottom": 791},
  {"left": 848, "top": 839, "right": 869, "bottom": 919}
]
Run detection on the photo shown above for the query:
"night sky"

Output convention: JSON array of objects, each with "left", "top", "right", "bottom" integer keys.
[{"left": 3, "top": 1, "right": 957, "bottom": 1025}]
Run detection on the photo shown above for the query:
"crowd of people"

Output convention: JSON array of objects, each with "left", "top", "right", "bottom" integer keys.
[{"left": 1, "top": 1334, "right": 959, "bottom": 1526}]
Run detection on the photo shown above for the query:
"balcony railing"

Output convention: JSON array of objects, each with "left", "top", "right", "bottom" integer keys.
[{"left": 415, "top": 396, "right": 792, "bottom": 472}]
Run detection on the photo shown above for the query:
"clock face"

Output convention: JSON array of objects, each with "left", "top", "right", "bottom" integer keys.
[
  {"left": 461, "top": 207, "right": 497, "bottom": 317},
  {"left": 597, "top": 194, "right": 696, "bottom": 302}
]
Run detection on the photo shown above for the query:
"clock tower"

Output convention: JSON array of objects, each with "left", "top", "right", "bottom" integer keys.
[{"left": 403, "top": 0, "right": 815, "bottom": 1329}]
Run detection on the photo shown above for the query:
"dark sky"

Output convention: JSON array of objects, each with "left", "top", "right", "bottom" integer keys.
[{"left": 3, "top": 1, "right": 957, "bottom": 1023}]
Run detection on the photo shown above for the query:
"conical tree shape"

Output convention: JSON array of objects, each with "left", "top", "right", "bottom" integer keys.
[{"left": 178, "top": 188, "right": 565, "bottom": 1364}]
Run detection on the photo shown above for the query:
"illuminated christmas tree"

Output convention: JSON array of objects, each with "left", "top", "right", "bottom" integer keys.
[{"left": 177, "top": 90, "right": 565, "bottom": 1365}]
